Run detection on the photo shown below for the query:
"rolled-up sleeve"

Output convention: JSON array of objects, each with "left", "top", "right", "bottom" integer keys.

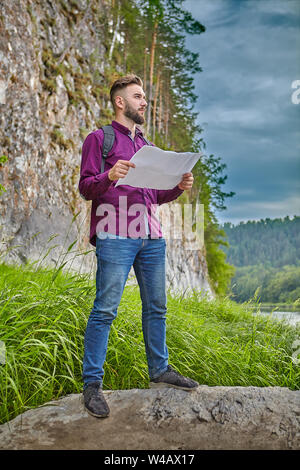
[{"left": 78, "top": 131, "right": 113, "bottom": 201}]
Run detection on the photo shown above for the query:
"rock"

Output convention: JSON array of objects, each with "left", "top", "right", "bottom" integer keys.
[
  {"left": 0, "top": 79, "right": 6, "bottom": 105},
  {"left": 0, "top": 386, "right": 299, "bottom": 450}
]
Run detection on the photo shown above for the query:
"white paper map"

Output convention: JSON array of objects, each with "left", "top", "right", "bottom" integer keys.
[{"left": 115, "top": 145, "right": 202, "bottom": 190}]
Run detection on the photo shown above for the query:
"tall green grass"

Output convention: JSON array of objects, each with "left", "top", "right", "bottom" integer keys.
[{"left": 0, "top": 258, "right": 299, "bottom": 425}]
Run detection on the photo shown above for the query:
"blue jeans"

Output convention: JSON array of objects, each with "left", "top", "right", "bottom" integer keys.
[{"left": 82, "top": 234, "right": 169, "bottom": 388}]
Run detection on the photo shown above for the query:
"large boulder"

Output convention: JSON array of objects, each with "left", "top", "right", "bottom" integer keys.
[{"left": 0, "top": 386, "right": 299, "bottom": 450}]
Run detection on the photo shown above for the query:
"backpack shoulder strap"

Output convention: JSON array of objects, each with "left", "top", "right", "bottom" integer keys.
[{"left": 101, "top": 125, "right": 115, "bottom": 173}]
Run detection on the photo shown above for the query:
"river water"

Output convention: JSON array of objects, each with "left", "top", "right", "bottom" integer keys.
[{"left": 256, "top": 309, "right": 300, "bottom": 327}]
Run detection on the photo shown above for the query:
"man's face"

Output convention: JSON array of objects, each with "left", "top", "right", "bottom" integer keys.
[{"left": 120, "top": 84, "right": 147, "bottom": 125}]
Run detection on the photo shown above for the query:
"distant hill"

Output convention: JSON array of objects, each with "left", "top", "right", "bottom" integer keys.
[
  {"left": 221, "top": 216, "right": 300, "bottom": 268},
  {"left": 220, "top": 216, "right": 300, "bottom": 303}
]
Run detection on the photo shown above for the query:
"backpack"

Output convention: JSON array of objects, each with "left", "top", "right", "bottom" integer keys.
[{"left": 101, "top": 125, "right": 152, "bottom": 173}]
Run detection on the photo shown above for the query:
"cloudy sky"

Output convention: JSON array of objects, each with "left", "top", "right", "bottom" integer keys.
[{"left": 183, "top": 0, "right": 300, "bottom": 224}]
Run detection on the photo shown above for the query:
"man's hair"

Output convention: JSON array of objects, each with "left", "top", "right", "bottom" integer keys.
[{"left": 110, "top": 74, "right": 143, "bottom": 110}]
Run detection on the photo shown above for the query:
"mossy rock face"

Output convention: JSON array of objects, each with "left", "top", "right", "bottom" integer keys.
[
  {"left": 50, "top": 127, "right": 74, "bottom": 150},
  {"left": 0, "top": 0, "right": 114, "bottom": 269}
]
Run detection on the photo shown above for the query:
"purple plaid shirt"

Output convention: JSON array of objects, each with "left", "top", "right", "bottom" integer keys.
[{"left": 79, "top": 120, "right": 184, "bottom": 246}]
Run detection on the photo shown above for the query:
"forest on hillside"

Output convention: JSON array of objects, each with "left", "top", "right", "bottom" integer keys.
[
  {"left": 222, "top": 216, "right": 300, "bottom": 267},
  {"left": 222, "top": 216, "right": 300, "bottom": 304}
]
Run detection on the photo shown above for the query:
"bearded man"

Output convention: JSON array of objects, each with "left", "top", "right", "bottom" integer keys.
[{"left": 79, "top": 74, "right": 198, "bottom": 418}]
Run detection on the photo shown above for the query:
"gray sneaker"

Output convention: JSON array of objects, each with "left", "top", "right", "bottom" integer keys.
[
  {"left": 149, "top": 365, "right": 199, "bottom": 391},
  {"left": 83, "top": 382, "right": 110, "bottom": 418}
]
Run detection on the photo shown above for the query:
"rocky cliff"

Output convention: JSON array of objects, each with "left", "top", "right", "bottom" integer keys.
[
  {"left": 1, "top": 386, "right": 299, "bottom": 450},
  {"left": 0, "top": 0, "right": 213, "bottom": 296}
]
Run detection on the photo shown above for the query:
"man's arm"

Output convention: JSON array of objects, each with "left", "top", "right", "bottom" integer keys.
[
  {"left": 79, "top": 132, "right": 136, "bottom": 200},
  {"left": 156, "top": 173, "right": 194, "bottom": 205},
  {"left": 78, "top": 132, "right": 113, "bottom": 200},
  {"left": 156, "top": 186, "right": 184, "bottom": 205}
]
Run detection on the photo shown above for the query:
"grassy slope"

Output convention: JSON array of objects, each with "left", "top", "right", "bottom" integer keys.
[{"left": 0, "top": 262, "right": 299, "bottom": 424}]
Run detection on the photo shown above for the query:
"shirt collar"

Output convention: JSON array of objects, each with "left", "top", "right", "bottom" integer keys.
[{"left": 112, "top": 120, "right": 143, "bottom": 137}]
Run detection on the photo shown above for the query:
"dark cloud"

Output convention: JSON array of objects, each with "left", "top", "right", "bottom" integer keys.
[{"left": 183, "top": 0, "right": 300, "bottom": 224}]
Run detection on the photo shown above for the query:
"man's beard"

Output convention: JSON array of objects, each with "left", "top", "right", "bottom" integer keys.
[{"left": 124, "top": 100, "right": 145, "bottom": 125}]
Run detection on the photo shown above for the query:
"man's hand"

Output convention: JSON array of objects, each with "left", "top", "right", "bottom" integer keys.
[
  {"left": 178, "top": 172, "right": 194, "bottom": 191},
  {"left": 108, "top": 160, "right": 136, "bottom": 181}
]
